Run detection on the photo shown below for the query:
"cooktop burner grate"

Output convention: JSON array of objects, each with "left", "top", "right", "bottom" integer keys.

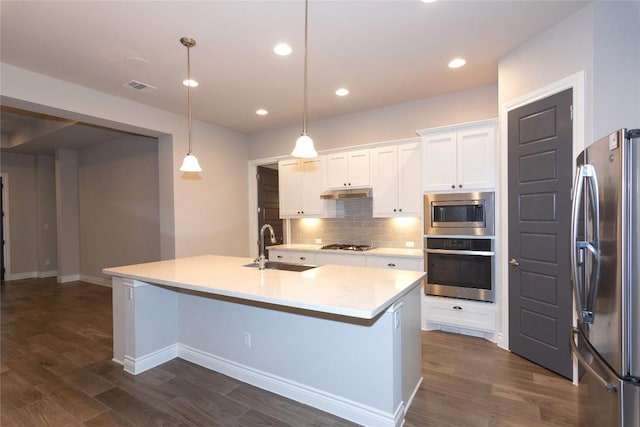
[{"left": 320, "top": 244, "right": 375, "bottom": 251}]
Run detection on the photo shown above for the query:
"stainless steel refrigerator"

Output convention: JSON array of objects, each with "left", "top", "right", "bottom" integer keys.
[{"left": 570, "top": 128, "right": 640, "bottom": 426}]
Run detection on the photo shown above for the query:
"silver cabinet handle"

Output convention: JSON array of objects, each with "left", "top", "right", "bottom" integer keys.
[
  {"left": 509, "top": 258, "right": 520, "bottom": 266},
  {"left": 453, "top": 306, "right": 462, "bottom": 310},
  {"left": 277, "top": 255, "right": 283, "bottom": 259},
  {"left": 387, "top": 263, "right": 396, "bottom": 268}
]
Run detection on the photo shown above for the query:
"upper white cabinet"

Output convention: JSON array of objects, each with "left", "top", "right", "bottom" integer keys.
[
  {"left": 419, "top": 120, "right": 497, "bottom": 193},
  {"left": 278, "top": 157, "right": 335, "bottom": 218},
  {"left": 370, "top": 141, "right": 421, "bottom": 217},
  {"left": 326, "top": 150, "right": 370, "bottom": 189}
]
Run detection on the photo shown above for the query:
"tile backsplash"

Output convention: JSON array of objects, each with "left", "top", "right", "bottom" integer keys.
[{"left": 290, "top": 199, "right": 422, "bottom": 248}]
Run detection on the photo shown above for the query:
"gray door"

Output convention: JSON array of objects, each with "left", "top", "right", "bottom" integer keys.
[{"left": 508, "top": 88, "right": 573, "bottom": 379}]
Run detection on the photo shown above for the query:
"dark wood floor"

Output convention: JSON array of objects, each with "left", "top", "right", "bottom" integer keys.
[{"left": 1, "top": 278, "right": 579, "bottom": 426}]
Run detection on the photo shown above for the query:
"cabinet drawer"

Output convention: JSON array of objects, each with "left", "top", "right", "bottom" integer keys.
[
  {"left": 269, "top": 250, "right": 315, "bottom": 265},
  {"left": 425, "top": 297, "right": 496, "bottom": 332},
  {"left": 365, "top": 256, "right": 422, "bottom": 271}
]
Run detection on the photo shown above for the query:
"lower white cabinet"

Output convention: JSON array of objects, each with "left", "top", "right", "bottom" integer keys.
[
  {"left": 365, "top": 256, "right": 422, "bottom": 271},
  {"left": 423, "top": 296, "right": 496, "bottom": 333},
  {"left": 269, "top": 250, "right": 316, "bottom": 264}
]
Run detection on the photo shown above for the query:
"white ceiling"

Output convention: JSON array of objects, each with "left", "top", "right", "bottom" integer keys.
[{"left": 0, "top": 0, "right": 587, "bottom": 152}]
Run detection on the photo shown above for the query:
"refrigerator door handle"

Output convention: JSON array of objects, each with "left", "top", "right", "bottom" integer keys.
[
  {"left": 571, "top": 165, "right": 589, "bottom": 322},
  {"left": 571, "top": 164, "right": 601, "bottom": 324},
  {"left": 584, "top": 166, "right": 601, "bottom": 320},
  {"left": 571, "top": 328, "right": 618, "bottom": 392}
]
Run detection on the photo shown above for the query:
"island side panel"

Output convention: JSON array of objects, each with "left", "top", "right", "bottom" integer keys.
[
  {"left": 401, "top": 285, "right": 423, "bottom": 409},
  {"left": 177, "top": 289, "right": 408, "bottom": 426},
  {"left": 111, "top": 276, "right": 127, "bottom": 365},
  {"left": 121, "top": 280, "right": 180, "bottom": 374}
]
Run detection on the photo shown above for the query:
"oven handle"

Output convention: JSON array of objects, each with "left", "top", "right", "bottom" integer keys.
[{"left": 424, "top": 249, "right": 495, "bottom": 256}]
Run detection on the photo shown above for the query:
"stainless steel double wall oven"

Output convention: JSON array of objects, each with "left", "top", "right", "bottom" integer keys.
[{"left": 423, "top": 191, "right": 495, "bottom": 302}]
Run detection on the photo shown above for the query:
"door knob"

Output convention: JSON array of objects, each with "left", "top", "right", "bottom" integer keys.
[{"left": 509, "top": 258, "right": 520, "bottom": 266}]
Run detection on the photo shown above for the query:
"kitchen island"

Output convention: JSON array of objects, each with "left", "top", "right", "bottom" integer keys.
[{"left": 103, "top": 255, "right": 425, "bottom": 427}]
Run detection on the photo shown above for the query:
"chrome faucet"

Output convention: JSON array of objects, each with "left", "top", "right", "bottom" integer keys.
[{"left": 257, "top": 224, "right": 276, "bottom": 270}]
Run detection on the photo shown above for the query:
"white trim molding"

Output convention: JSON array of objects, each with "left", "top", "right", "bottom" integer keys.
[
  {"left": 498, "top": 71, "right": 586, "bottom": 353},
  {"left": 79, "top": 274, "right": 112, "bottom": 287},
  {"left": 57, "top": 274, "right": 81, "bottom": 283}
]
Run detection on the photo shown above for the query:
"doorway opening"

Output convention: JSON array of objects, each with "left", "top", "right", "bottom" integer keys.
[{"left": 257, "top": 164, "right": 283, "bottom": 260}]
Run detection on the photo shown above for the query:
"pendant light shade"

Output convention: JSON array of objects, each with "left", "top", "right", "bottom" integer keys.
[
  {"left": 292, "top": 134, "right": 317, "bottom": 158},
  {"left": 291, "top": 0, "right": 317, "bottom": 159},
  {"left": 180, "top": 153, "right": 202, "bottom": 172},
  {"left": 179, "top": 37, "right": 202, "bottom": 172}
]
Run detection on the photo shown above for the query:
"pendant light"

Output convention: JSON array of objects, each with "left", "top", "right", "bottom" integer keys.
[
  {"left": 179, "top": 37, "right": 202, "bottom": 172},
  {"left": 291, "top": 0, "right": 318, "bottom": 158}
]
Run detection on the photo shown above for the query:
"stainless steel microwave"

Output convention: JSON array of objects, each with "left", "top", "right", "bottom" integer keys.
[{"left": 424, "top": 191, "right": 495, "bottom": 236}]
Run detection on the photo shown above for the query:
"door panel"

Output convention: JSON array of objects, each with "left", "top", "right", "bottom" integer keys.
[{"left": 508, "top": 88, "right": 573, "bottom": 379}]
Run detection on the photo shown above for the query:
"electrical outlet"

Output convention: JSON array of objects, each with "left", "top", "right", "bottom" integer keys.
[
  {"left": 127, "top": 288, "right": 133, "bottom": 300},
  {"left": 405, "top": 241, "right": 415, "bottom": 248},
  {"left": 44, "top": 258, "right": 50, "bottom": 266},
  {"left": 243, "top": 332, "right": 252, "bottom": 348},
  {"left": 315, "top": 238, "right": 322, "bottom": 244}
]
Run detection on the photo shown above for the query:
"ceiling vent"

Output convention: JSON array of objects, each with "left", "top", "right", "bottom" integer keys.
[{"left": 123, "top": 80, "right": 157, "bottom": 93}]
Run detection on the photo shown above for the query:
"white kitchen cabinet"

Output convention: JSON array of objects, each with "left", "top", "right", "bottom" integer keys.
[
  {"left": 419, "top": 120, "right": 497, "bottom": 193},
  {"left": 269, "top": 250, "right": 316, "bottom": 264},
  {"left": 423, "top": 296, "right": 496, "bottom": 333},
  {"left": 278, "top": 157, "right": 335, "bottom": 218},
  {"left": 326, "top": 150, "right": 370, "bottom": 189},
  {"left": 365, "top": 255, "right": 422, "bottom": 271},
  {"left": 370, "top": 141, "right": 421, "bottom": 217}
]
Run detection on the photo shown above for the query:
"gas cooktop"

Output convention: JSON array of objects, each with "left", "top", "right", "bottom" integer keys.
[{"left": 320, "top": 244, "right": 375, "bottom": 252}]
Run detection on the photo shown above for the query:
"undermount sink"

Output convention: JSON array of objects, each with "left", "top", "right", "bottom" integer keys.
[{"left": 243, "top": 261, "right": 318, "bottom": 272}]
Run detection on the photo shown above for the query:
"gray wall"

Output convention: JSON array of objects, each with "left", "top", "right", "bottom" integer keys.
[
  {"left": 78, "top": 136, "right": 161, "bottom": 281},
  {"left": 249, "top": 84, "right": 498, "bottom": 160},
  {"left": 592, "top": 1, "right": 640, "bottom": 138},
  {"left": 0, "top": 152, "right": 38, "bottom": 277},
  {"left": 55, "top": 148, "right": 80, "bottom": 281}
]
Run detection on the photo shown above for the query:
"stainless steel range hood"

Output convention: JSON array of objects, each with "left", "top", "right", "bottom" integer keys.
[{"left": 320, "top": 188, "right": 372, "bottom": 200}]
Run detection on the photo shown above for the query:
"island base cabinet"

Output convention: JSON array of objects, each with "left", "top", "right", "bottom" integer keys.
[{"left": 112, "top": 277, "right": 423, "bottom": 427}]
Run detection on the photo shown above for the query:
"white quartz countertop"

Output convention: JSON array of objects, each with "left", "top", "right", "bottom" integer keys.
[
  {"left": 103, "top": 255, "right": 425, "bottom": 320},
  {"left": 268, "top": 244, "right": 423, "bottom": 258}
]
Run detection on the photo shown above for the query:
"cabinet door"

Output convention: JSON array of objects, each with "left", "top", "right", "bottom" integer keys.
[
  {"left": 301, "top": 158, "right": 326, "bottom": 216},
  {"left": 346, "top": 150, "right": 370, "bottom": 188},
  {"left": 422, "top": 131, "right": 458, "bottom": 192},
  {"left": 365, "top": 256, "right": 422, "bottom": 271},
  {"left": 288, "top": 251, "right": 316, "bottom": 264},
  {"left": 278, "top": 159, "right": 302, "bottom": 217},
  {"left": 370, "top": 146, "right": 399, "bottom": 217},
  {"left": 457, "top": 125, "right": 495, "bottom": 190},
  {"left": 269, "top": 250, "right": 288, "bottom": 262},
  {"left": 326, "top": 153, "right": 349, "bottom": 189},
  {"left": 397, "top": 142, "right": 421, "bottom": 215}
]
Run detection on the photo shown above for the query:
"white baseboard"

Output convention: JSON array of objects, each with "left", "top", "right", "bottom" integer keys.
[
  {"left": 80, "top": 274, "right": 112, "bottom": 287},
  {"left": 38, "top": 270, "right": 57, "bottom": 278},
  {"left": 123, "top": 344, "right": 179, "bottom": 375},
  {"left": 179, "top": 344, "right": 400, "bottom": 427},
  {"left": 405, "top": 376, "right": 423, "bottom": 415},
  {"left": 8, "top": 271, "right": 38, "bottom": 281},
  {"left": 58, "top": 274, "right": 81, "bottom": 283}
]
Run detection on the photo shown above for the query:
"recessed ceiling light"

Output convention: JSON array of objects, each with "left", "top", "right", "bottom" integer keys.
[
  {"left": 273, "top": 43, "right": 292, "bottom": 56},
  {"left": 335, "top": 88, "right": 350, "bottom": 97},
  {"left": 256, "top": 109, "right": 269, "bottom": 116},
  {"left": 448, "top": 58, "right": 466, "bottom": 69},
  {"left": 182, "top": 79, "right": 198, "bottom": 87},
  {"left": 421, "top": 0, "right": 438, "bottom": 3}
]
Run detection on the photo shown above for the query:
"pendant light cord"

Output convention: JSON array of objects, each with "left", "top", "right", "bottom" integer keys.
[
  {"left": 302, "top": 0, "right": 309, "bottom": 135},
  {"left": 186, "top": 43, "right": 193, "bottom": 155}
]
